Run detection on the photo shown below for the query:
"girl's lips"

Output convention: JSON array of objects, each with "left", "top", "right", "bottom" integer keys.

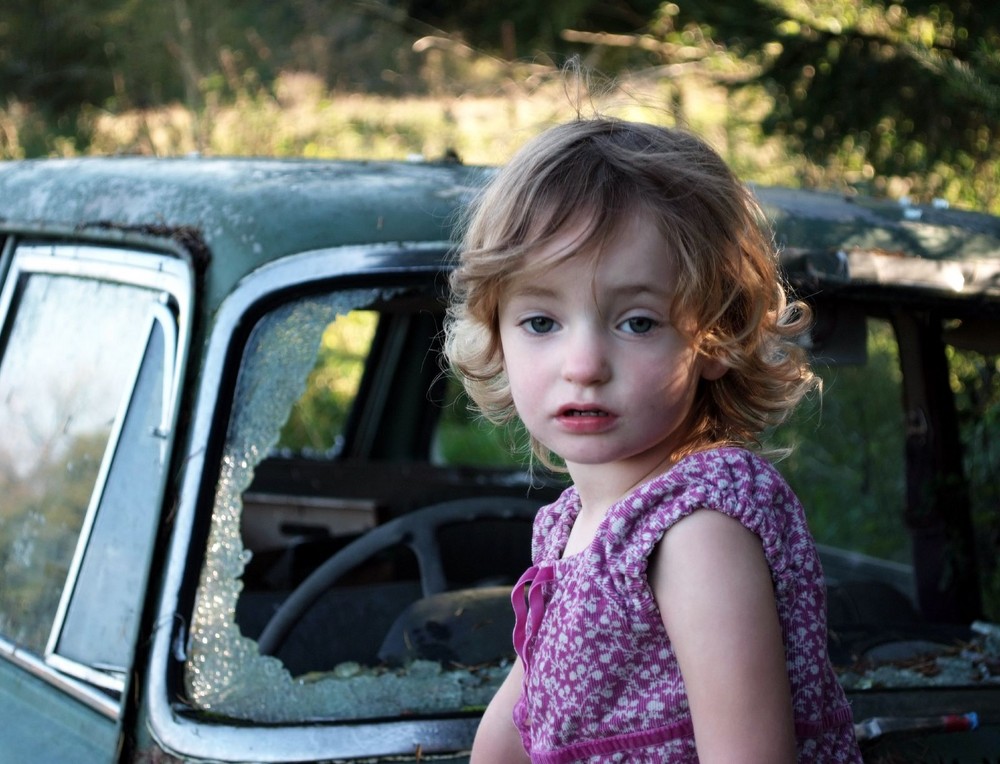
[
  {"left": 555, "top": 406, "right": 617, "bottom": 433},
  {"left": 557, "top": 402, "right": 611, "bottom": 415}
]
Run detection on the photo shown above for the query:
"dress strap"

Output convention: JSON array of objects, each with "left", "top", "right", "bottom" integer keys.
[{"left": 511, "top": 564, "right": 555, "bottom": 667}]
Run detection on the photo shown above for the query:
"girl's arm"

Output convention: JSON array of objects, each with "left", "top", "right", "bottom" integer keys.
[
  {"left": 649, "top": 509, "right": 797, "bottom": 764},
  {"left": 470, "top": 656, "right": 531, "bottom": 764}
]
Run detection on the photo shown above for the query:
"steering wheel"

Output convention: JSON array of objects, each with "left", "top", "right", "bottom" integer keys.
[{"left": 256, "top": 495, "right": 539, "bottom": 657}]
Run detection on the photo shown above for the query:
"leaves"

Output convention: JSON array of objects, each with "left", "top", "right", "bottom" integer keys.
[{"left": 668, "top": 0, "right": 1000, "bottom": 206}]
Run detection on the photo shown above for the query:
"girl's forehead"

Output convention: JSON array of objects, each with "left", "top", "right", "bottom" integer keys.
[
  {"left": 519, "top": 213, "right": 668, "bottom": 270},
  {"left": 502, "top": 225, "right": 601, "bottom": 292},
  {"left": 504, "top": 215, "right": 678, "bottom": 297}
]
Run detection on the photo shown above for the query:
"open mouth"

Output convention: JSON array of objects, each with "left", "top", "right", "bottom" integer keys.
[{"left": 562, "top": 408, "right": 609, "bottom": 417}]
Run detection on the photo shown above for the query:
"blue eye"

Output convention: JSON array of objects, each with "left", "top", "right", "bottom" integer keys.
[
  {"left": 622, "top": 316, "right": 656, "bottom": 334},
  {"left": 525, "top": 316, "right": 556, "bottom": 334}
]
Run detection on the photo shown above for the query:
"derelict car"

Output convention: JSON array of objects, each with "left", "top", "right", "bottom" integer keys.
[{"left": 0, "top": 155, "right": 998, "bottom": 763}]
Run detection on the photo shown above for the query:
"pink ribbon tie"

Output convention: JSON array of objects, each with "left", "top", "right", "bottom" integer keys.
[{"left": 512, "top": 564, "right": 555, "bottom": 667}]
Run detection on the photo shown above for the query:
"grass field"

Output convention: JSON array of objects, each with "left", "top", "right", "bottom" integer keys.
[{"left": 5, "top": 70, "right": 807, "bottom": 189}]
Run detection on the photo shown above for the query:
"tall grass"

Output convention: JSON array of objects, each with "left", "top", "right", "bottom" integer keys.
[{"left": 2, "top": 68, "right": 803, "bottom": 187}]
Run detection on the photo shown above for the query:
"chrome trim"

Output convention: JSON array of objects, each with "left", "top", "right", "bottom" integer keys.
[
  {"left": 147, "top": 241, "right": 483, "bottom": 762},
  {"left": 0, "top": 635, "right": 119, "bottom": 721},
  {"left": 155, "top": 714, "right": 478, "bottom": 763},
  {"left": 0, "top": 235, "right": 14, "bottom": 291},
  {"left": 46, "top": 653, "right": 126, "bottom": 694},
  {"left": 15, "top": 242, "right": 189, "bottom": 288},
  {"left": 151, "top": 299, "right": 180, "bottom": 443}
]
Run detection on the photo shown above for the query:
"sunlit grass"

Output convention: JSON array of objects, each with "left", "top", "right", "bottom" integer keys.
[{"left": 18, "top": 70, "right": 795, "bottom": 184}]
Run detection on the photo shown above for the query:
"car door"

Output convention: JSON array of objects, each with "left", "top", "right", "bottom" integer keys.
[{"left": 0, "top": 237, "right": 191, "bottom": 763}]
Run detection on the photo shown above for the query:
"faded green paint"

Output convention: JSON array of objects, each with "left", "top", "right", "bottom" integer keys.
[
  {"left": 0, "top": 658, "right": 117, "bottom": 763},
  {"left": 758, "top": 186, "right": 1000, "bottom": 262},
  {"left": 0, "top": 157, "right": 483, "bottom": 319}
]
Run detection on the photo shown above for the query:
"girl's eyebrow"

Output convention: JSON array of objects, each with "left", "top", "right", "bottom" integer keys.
[
  {"left": 506, "top": 283, "right": 671, "bottom": 301},
  {"left": 598, "top": 282, "right": 675, "bottom": 304},
  {"left": 611, "top": 283, "right": 670, "bottom": 299},
  {"left": 505, "top": 283, "right": 558, "bottom": 300}
]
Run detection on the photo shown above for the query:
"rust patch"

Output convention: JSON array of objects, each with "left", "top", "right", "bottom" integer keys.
[{"left": 82, "top": 220, "right": 211, "bottom": 274}]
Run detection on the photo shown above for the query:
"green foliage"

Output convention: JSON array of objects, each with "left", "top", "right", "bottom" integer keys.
[
  {"left": 278, "top": 311, "right": 378, "bottom": 453},
  {"left": 766, "top": 321, "right": 909, "bottom": 561},
  {"left": 0, "top": 431, "right": 105, "bottom": 653},
  {"left": 666, "top": 0, "right": 1000, "bottom": 209},
  {"left": 948, "top": 345, "right": 1000, "bottom": 618},
  {"left": 433, "top": 379, "right": 528, "bottom": 468},
  {"left": 0, "top": 0, "right": 121, "bottom": 115},
  {"left": 403, "top": 0, "right": 662, "bottom": 61},
  {"left": 0, "top": 0, "right": 429, "bottom": 155}
]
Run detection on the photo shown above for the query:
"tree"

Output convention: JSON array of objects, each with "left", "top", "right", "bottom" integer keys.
[
  {"left": 0, "top": 0, "right": 124, "bottom": 140},
  {"left": 658, "top": 0, "right": 1000, "bottom": 206},
  {"left": 403, "top": 0, "right": 663, "bottom": 60},
  {"left": 0, "top": 0, "right": 298, "bottom": 153}
]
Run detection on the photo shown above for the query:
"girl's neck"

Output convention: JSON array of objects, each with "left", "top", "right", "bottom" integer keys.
[
  {"left": 568, "top": 455, "right": 673, "bottom": 519},
  {"left": 562, "top": 456, "right": 676, "bottom": 557}
]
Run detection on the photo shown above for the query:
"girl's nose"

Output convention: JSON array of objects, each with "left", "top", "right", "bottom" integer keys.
[{"left": 561, "top": 329, "right": 611, "bottom": 386}]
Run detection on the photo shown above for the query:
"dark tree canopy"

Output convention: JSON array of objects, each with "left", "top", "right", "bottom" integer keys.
[
  {"left": 404, "top": 0, "right": 662, "bottom": 56},
  {"left": 665, "top": 1, "right": 1000, "bottom": 198},
  {"left": 0, "top": 0, "right": 666, "bottom": 121}
]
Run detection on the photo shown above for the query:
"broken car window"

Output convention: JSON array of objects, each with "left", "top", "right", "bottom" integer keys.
[{"left": 184, "top": 287, "right": 509, "bottom": 723}]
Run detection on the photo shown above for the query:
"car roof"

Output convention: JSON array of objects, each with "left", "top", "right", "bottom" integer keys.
[
  {"left": 756, "top": 186, "right": 1000, "bottom": 301},
  {"left": 0, "top": 156, "right": 998, "bottom": 309},
  {"left": 0, "top": 156, "right": 483, "bottom": 313}
]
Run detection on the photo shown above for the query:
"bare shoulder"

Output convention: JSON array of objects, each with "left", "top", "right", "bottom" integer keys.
[
  {"left": 649, "top": 510, "right": 783, "bottom": 688},
  {"left": 651, "top": 508, "right": 769, "bottom": 589}
]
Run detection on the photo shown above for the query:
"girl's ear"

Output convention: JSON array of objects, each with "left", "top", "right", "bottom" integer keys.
[{"left": 700, "top": 356, "right": 728, "bottom": 381}]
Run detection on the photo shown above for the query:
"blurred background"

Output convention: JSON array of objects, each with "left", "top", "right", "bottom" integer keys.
[{"left": 3, "top": 0, "right": 1000, "bottom": 211}]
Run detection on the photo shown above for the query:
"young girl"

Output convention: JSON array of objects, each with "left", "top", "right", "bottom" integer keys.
[{"left": 444, "top": 117, "right": 862, "bottom": 763}]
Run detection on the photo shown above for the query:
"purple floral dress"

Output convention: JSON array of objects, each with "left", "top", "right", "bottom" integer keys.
[{"left": 510, "top": 447, "right": 863, "bottom": 763}]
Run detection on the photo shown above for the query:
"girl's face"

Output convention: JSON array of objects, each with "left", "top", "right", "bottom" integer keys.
[{"left": 498, "top": 216, "right": 725, "bottom": 487}]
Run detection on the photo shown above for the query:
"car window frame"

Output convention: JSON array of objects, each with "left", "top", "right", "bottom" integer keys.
[
  {"left": 0, "top": 232, "right": 193, "bottom": 721},
  {"left": 146, "top": 240, "right": 490, "bottom": 762}
]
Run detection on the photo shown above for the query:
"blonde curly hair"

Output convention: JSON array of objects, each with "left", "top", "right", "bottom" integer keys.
[{"left": 444, "top": 117, "right": 816, "bottom": 469}]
